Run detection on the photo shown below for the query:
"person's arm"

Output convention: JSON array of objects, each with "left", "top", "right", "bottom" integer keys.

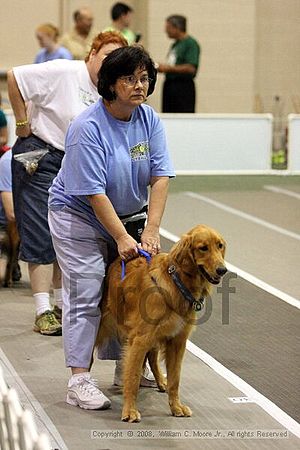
[
  {"left": 88, "top": 193, "right": 138, "bottom": 260},
  {"left": 157, "top": 63, "right": 196, "bottom": 75},
  {"left": 1, "top": 192, "right": 15, "bottom": 222},
  {"left": 0, "top": 110, "right": 8, "bottom": 146},
  {"left": 141, "top": 176, "right": 169, "bottom": 255},
  {"left": 0, "top": 126, "right": 8, "bottom": 146},
  {"left": 7, "top": 70, "right": 31, "bottom": 138}
]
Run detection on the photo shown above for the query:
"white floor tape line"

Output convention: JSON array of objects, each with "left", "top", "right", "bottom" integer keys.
[
  {"left": 160, "top": 227, "right": 300, "bottom": 437},
  {"left": 0, "top": 348, "right": 68, "bottom": 450},
  {"left": 186, "top": 341, "right": 300, "bottom": 439},
  {"left": 159, "top": 229, "right": 300, "bottom": 310},
  {"left": 264, "top": 185, "right": 300, "bottom": 200},
  {"left": 225, "top": 261, "right": 300, "bottom": 310},
  {"left": 184, "top": 191, "right": 300, "bottom": 241}
]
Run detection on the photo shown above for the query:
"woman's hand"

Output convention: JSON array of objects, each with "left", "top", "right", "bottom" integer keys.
[
  {"left": 140, "top": 225, "right": 161, "bottom": 255},
  {"left": 15, "top": 123, "right": 31, "bottom": 138},
  {"left": 116, "top": 233, "right": 138, "bottom": 260}
]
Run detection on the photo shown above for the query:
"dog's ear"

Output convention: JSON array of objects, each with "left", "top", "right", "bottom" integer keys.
[
  {"left": 171, "top": 233, "right": 194, "bottom": 265},
  {"left": 221, "top": 239, "right": 226, "bottom": 257}
]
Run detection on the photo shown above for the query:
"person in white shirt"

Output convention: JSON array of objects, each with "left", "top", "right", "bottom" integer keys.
[{"left": 7, "top": 31, "right": 127, "bottom": 336}]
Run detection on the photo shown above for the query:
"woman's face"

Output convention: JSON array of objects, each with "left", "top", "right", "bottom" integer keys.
[
  {"left": 88, "top": 42, "right": 123, "bottom": 86},
  {"left": 113, "top": 67, "right": 150, "bottom": 109},
  {"left": 36, "top": 32, "right": 53, "bottom": 48}
]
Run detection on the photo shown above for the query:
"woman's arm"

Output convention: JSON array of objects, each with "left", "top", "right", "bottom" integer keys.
[
  {"left": 7, "top": 70, "right": 31, "bottom": 138},
  {"left": 0, "top": 126, "right": 8, "bottom": 146},
  {"left": 88, "top": 193, "right": 138, "bottom": 260},
  {"left": 141, "top": 176, "right": 169, "bottom": 255},
  {"left": 1, "top": 192, "right": 15, "bottom": 222}
]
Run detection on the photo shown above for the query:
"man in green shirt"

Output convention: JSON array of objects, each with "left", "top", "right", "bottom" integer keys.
[{"left": 157, "top": 15, "right": 200, "bottom": 113}]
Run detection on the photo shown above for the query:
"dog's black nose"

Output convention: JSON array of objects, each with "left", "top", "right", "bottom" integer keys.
[{"left": 216, "top": 266, "right": 227, "bottom": 276}]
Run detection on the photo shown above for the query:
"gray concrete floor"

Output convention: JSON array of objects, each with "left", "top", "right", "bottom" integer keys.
[{"left": 1, "top": 175, "right": 300, "bottom": 449}]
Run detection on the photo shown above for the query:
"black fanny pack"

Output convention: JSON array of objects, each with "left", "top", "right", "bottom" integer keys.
[{"left": 119, "top": 205, "right": 148, "bottom": 243}]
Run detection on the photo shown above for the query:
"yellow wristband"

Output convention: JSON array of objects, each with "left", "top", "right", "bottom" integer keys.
[{"left": 15, "top": 119, "right": 28, "bottom": 127}]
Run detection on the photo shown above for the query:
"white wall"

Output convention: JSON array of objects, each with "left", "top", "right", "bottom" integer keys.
[
  {"left": 288, "top": 115, "right": 300, "bottom": 172},
  {"left": 161, "top": 114, "right": 273, "bottom": 173},
  {"left": 1, "top": 0, "right": 300, "bottom": 115}
]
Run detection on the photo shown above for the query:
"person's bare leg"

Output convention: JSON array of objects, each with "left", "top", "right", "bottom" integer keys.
[
  {"left": 0, "top": 257, "right": 8, "bottom": 284},
  {"left": 71, "top": 368, "right": 89, "bottom": 375},
  {"left": 28, "top": 262, "right": 52, "bottom": 294}
]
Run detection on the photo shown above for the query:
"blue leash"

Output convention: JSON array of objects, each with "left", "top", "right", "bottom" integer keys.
[{"left": 121, "top": 248, "right": 151, "bottom": 280}]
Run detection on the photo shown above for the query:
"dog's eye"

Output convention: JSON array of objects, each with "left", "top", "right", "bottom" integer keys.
[
  {"left": 199, "top": 245, "right": 208, "bottom": 251},
  {"left": 218, "top": 243, "right": 224, "bottom": 249}
]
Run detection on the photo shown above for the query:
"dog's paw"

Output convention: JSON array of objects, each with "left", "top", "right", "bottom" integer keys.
[
  {"left": 121, "top": 407, "right": 141, "bottom": 423},
  {"left": 171, "top": 403, "right": 192, "bottom": 417},
  {"left": 157, "top": 377, "right": 167, "bottom": 392}
]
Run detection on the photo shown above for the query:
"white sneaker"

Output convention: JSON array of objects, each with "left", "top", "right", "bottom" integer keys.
[
  {"left": 66, "top": 373, "right": 111, "bottom": 410},
  {"left": 141, "top": 361, "right": 157, "bottom": 388},
  {"left": 114, "top": 360, "right": 157, "bottom": 388}
]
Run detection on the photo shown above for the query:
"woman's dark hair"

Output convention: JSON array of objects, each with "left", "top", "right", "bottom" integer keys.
[{"left": 98, "top": 46, "right": 157, "bottom": 101}]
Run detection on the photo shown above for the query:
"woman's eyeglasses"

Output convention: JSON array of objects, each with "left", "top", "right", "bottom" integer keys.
[{"left": 119, "top": 75, "right": 153, "bottom": 87}]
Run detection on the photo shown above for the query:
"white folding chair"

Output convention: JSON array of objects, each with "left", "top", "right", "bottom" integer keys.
[
  {"left": 18, "top": 409, "right": 51, "bottom": 450},
  {"left": 3, "top": 387, "right": 23, "bottom": 449},
  {"left": 0, "top": 365, "right": 51, "bottom": 450},
  {"left": 0, "top": 365, "right": 9, "bottom": 450}
]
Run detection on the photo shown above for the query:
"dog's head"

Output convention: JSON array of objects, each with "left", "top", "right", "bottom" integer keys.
[{"left": 171, "top": 224, "right": 227, "bottom": 285}]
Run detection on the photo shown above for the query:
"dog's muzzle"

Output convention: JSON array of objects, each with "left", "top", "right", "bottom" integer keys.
[{"left": 198, "top": 265, "right": 227, "bottom": 284}]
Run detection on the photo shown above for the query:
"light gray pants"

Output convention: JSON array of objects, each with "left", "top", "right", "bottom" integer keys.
[{"left": 48, "top": 206, "right": 121, "bottom": 368}]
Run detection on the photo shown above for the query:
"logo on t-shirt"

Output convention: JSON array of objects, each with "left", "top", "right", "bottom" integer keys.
[
  {"left": 130, "top": 141, "right": 149, "bottom": 161},
  {"left": 79, "top": 88, "right": 96, "bottom": 106},
  {"left": 167, "top": 49, "right": 176, "bottom": 65}
]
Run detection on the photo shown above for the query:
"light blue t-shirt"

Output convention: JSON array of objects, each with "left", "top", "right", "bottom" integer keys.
[
  {"left": 0, "top": 150, "right": 12, "bottom": 226},
  {"left": 34, "top": 46, "right": 73, "bottom": 64},
  {"left": 49, "top": 99, "right": 175, "bottom": 237}
]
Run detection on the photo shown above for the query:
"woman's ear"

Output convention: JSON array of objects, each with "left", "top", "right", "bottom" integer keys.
[
  {"left": 110, "top": 88, "right": 116, "bottom": 100},
  {"left": 88, "top": 48, "right": 97, "bottom": 62}
]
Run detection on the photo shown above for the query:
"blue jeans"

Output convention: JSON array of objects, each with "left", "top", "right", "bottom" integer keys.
[{"left": 12, "top": 135, "right": 64, "bottom": 264}]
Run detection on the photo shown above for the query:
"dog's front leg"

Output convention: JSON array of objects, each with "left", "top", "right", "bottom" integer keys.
[
  {"left": 166, "top": 336, "right": 192, "bottom": 417},
  {"left": 121, "top": 338, "right": 149, "bottom": 422}
]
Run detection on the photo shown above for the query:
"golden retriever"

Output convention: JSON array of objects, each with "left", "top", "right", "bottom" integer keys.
[{"left": 97, "top": 224, "right": 227, "bottom": 422}]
